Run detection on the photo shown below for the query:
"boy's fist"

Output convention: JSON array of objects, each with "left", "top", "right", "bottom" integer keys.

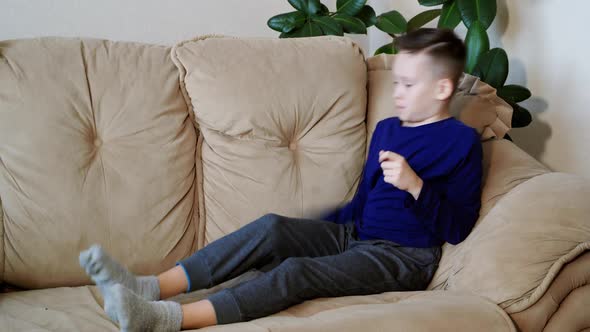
[{"left": 378, "top": 150, "right": 423, "bottom": 200}]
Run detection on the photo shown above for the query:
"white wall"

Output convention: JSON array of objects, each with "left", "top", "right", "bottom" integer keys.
[
  {"left": 381, "top": 0, "right": 590, "bottom": 179},
  {"left": 498, "top": 0, "right": 590, "bottom": 179},
  {"left": 0, "top": 0, "right": 302, "bottom": 43},
  {"left": 2, "top": 0, "right": 589, "bottom": 178},
  {"left": 0, "top": 0, "right": 371, "bottom": 50}
]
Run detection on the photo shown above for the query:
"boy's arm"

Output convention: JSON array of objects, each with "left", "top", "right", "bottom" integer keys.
[
  {"left": 319, "top": 186, "right": 365, "bottom": 224},
  {"left": 319, "top": 122, "right": 383, "bottom": 224},
  {"left": 408, "top": 138, "right": 483, "bottom": 245}
]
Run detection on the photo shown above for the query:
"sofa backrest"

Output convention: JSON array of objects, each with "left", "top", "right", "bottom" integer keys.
[
  {"left": 0, "top": 38, "right": 198, "bottom": 288},
  {"left": 2, "top": 35, "right": 588, "bottom": 308},
  {"left": 171, "top": 36, "right": 368, "bottom": 247}
]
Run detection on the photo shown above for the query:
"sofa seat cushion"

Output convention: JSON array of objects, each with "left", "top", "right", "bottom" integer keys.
[
  {"left": 0, "top": 278, "right": 515, "bottom": 332},
  {"left": 171, "top": 36, "right": 367, "bottom": 246},
  {"left": 0, "top": 37, "right": 198, "bottom": 288},
  {"left": 0, "top": 286, "right": 115, "bottom": 331}
]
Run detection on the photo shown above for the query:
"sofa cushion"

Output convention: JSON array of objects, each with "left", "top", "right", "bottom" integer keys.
[
  {"left": 479, "top": 139, "right": 549, "bottom": 218},
  {"left": 0, "top": 283, "right": 516, "bottom": 331},
  {"left": 0, "top": 37, "right": 198, "bottom": 288},
  {"left": 171, "top": 36, "right": 367, "bottom": 245},
  {"left": 366, "top": 54, "right": 512, "bottom": 146},
  {"left": 0, "top": 287, "right": 116, "bottom": 331},
  {"left": 263, "top": 292, "right": 516, "bottom": 332}
]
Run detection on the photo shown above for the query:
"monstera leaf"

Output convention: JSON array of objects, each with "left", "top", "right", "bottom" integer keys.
[
  {"left": 464, "top": 20, "right": 489, "bottom": 73},
  {"left": 336, "top": 0, "right": 367, "bottom": 16},
  {"left": 312, "top": 16, "right": 344, "bottom": 35},
  {"left": 334, "top": 14, "right": 367, "bottom": 34},
  {"left": 457, "top": 0, "right": 496, "bottom": 29},
  {"left": 473, "top": 48, "right": 508, "bottom": 89},
  {"left": 419, "top": 0, "right": 449, "bottom": 6},
  {"left": 374, "top": 42, "right": 396, "bottom": 55},
  {"left": 438, "top": 1, "right": 462, "bottom": 29},
  {"left": 376, "top": 10, "right": 408, "bottom": 35},
  {"left": 288, "top": 0, "right": 322, "bottom": 15},
  {"left": 407, "top": 9, "right": 442, "bottom": 32},
  {"left": 498, "top": 85, "right": 532, "bottom": 104},
  {"left": 268, "top": 11, "right": 307, "bottom": 33},
  {"left": 355, "top": 5, "right": 377, "bottom": 27}
]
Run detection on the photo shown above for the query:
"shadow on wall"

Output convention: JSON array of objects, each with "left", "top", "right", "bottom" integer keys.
[
  {"left": 511, "top": 97, "right": 552, "bottom": 162},
  {"left": 494, "top": 0, "right": 552, "bottom": 163},
  {"left": 494, "top": 0, "right": 510, "bottom": 36}
]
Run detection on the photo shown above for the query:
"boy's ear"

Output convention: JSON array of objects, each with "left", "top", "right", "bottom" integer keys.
[{"left": 435, "top": 78, "right": 454, "bottom": 101}]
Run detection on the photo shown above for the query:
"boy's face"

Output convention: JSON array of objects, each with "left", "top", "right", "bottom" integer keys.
[{"left": 392, "top": 52, "right": 450, "bottom": 126}]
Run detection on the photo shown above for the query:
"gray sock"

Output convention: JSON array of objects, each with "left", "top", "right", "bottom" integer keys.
[
  {"left": 79, "top": 244, "right": 160, "bottom": 301},
  {"left": 104, "top": 283, "right": 183, "bottom": 332}
]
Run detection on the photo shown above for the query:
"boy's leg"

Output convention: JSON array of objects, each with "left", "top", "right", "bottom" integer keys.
[
  {"left": 98, "top": 240, "right": 440, "bottom": 330},
  {"left": 101, "top": 284, "right": 184, "bottom": 332},
  {"left": 95, "top": 214, "right": 353, "bottom": 331},
  {"left": 104, "top": 284, "right": 218, "bottom": 331},
  {"left": 208, "top": 240, "right": 441, "bottom": 324},
  {"left": 80, "top": 213, "right": 350, "bottom": 301},
  {"left": 177, "top": 213, "right": 351, "bottom": 293},
  {"left": 158, "top": 265, "right": 190, "bottom": 299},
  {"left": 79, "top": 244, "right": 161, "bottom": 301}
]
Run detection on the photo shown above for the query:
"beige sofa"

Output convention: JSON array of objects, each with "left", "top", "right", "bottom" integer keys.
[{"left": 0, "top": 35, "right": 588, "bottom": 332}]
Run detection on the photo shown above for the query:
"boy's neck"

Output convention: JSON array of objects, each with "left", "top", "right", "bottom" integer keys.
[{"left": 401, "top": 108, "right": 451, "bottom": 127}]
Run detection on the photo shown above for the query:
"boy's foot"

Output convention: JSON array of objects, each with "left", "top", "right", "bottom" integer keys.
[
  {"left": 79, "top": 244, "right": 160, "bottom": 301},
  {"left": 104, "top": 283, "right": 182, "bottom": 332}
]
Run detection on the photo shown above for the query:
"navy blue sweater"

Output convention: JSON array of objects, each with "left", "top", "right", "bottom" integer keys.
[{"left": 321, "top": 117, "right": 483, "bottom": 248}]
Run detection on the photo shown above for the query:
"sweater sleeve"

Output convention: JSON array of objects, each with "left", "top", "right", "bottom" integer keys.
[
  {"left": 319, "top": 122, "right": 383, "bottom": 224},
  {"left": 319, "top": 183, "right": 366, "bottom": 224},
  {"left": 407, "top": 135, "right": 483, "bottom": 245}
]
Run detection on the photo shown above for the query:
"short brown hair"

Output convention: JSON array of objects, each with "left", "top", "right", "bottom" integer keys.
[{"left": 395, "top": 28, "right": 466, "bottom": 89}]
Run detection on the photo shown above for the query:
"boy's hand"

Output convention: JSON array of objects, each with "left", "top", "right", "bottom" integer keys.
[{"left": 378, "top": 150, "right": 423, "bottom": 200}]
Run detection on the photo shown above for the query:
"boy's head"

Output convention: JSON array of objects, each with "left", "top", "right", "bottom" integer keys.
[{"left": 392, "top": 28, "right": 466, "bottom": 126}]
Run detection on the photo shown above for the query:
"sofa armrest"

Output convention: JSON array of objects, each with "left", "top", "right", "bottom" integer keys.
[
  {"left": 544, "top": 285, "right": 590, "bottom": 332},
  {"left": 0, "top": 195, "right": 4, "bottom": 283},
  {"left": 510, "top": 251, "right": 590, "bottom": 332},
  {"left": 429, "top": 170, "right": 590, "bottom": 319}
]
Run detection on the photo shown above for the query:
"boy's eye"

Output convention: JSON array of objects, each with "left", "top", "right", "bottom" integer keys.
[
  {"left": 405, "top": 84, "right": 413, "bottom": 88},
  {"left": 393, "top": 81, "right": 399, "bottom": 85}
]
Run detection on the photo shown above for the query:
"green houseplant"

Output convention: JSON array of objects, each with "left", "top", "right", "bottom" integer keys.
[{"left": 268, "top": 0, "right": 532, "bottom": 130}]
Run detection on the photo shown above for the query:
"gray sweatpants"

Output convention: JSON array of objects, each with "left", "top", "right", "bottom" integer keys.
[{"left": 177, "top": 213, "right": 441, "bottom": 324}]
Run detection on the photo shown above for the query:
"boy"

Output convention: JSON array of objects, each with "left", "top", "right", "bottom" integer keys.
[{"left": 79, "top": 28, "right": 482, "bottom": 331}]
